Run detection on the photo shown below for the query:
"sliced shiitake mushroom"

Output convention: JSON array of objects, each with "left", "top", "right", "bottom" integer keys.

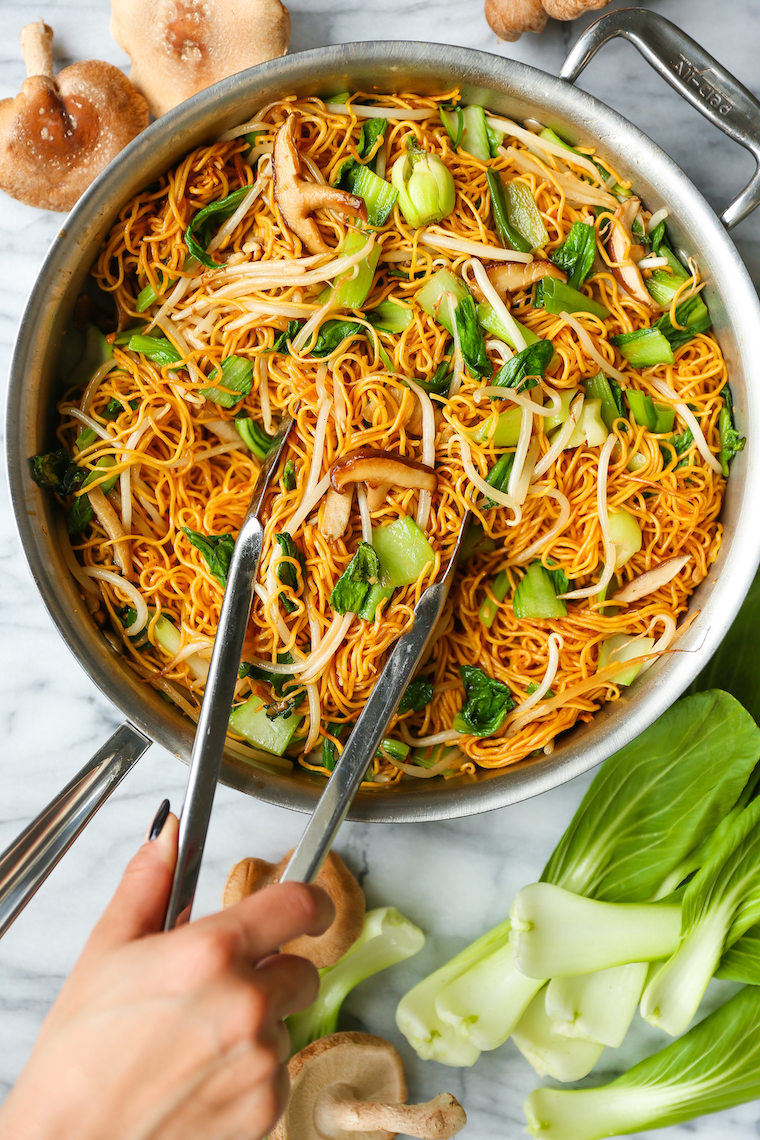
[
  {"left": 607, "top": 197, "right": 660, "bottom": 310},
  {"left": 273, "top": 114, "right": 367, "bottom": 255},
  {"left": 486, "top": 260, "right": 567, "bottom": 295},
  {"left": 329, "top": 448, "right": 437, "bottom": 495},
  {"left": 321, "top": 485, "right": 355, "bottom": 540}
]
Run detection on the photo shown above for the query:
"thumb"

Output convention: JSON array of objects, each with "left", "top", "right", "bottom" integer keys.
[{"left": 84, "top": 802, "right": 179, "bottom": 956}]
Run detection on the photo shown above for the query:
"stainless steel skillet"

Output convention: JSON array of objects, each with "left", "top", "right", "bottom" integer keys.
[{"left": 4, "top": 9, "right": 760, "bottom": 931}]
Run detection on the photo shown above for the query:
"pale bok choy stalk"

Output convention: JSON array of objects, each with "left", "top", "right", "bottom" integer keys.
[
  {"left": 509, "top": 885, "right": 682, "bottom": 979},
  {"left": 524, "top": 984, "right": 760, "bottom": 1140},
  {"left": 395, "top": 919, "right": 510, "bottom": 1067},
  {"left": 641, "top": 792, "right": 760, "bottom": 1036},
  {"left": 396, "top": 691, "right": 760, "bottom": 1068},
  {"left": 544, "top": 963, "right": 650, "bottom": 1048},
  {"left": 287, "top": 907, "right": 424, "bottom": 1055},
  {"left": 513, "top": 987, "right": 604, "bottom": 1083}
]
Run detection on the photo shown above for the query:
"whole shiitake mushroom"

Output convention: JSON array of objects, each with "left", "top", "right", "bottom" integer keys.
[{"left": 0, "top": 21, "right": 148, "bottom": 212}]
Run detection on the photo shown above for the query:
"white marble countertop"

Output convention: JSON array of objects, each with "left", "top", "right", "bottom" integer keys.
[{"left": 1, "top": 1, "right": 759, "bottom": 1136}]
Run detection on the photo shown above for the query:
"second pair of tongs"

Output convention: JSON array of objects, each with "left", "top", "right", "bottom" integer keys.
[{"left": 280, "top": 512, "right": 470, "bottom": 886}]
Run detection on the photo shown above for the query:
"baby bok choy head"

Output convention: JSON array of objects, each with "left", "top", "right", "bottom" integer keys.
[
  {"left": 287, "top": 906, "right": 424, "bottom": 1056},
  {"left": 396, "top": 690, "right": 760, "bottom": 1069},
  {"left": 524, "top": 984, "right": 760, "bottom": 1140}
]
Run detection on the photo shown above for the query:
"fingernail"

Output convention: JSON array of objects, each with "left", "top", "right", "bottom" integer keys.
[{"left": 148, "top": 799, "right": 170, "bottom": 841}]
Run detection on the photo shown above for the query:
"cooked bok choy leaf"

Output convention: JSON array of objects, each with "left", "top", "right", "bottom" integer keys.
[
  {"left": 487, "top": 170, "right": 532, "bottom": 253},
  {"left": 503, "top": 180, "right": 548, "bottom": 251},
  {"left": 452, "top": 665, "right": 515, "bottom": 737},
  {"left": 476, "top": 301, "right": 545, "bottom": 352},
  {"left": 185, "top": 186, "right": 250, "bottom": 269},
  {"left": 330, "top": 542, "right": 380, "bottom": 615},
  {"left": 482, "top": 452, "right": 515, "bottom": 509},
  {"left": 597, "top": 633, "right": 655, "bottom": 686},
  {"left": 491, "top": 340, "right": 554, "bottom": 394},
  {"left": 416, "top": 270, "right": 490, "bottom": 377},
  {"left": 273, "top": 532, "right": 306, "bottom": 614},
  {"left": 654, "top": 292, "right": 712, "bottom": 350},
  {"left": 367, "top": 299, "right": 413, "bottom": 332},
  {"left": 582, "top": 372, "right": 625, "bottom": 431},
  {"left": 549, "top": 222, "right": 596, "bottom": 290},
  {"left": 454, "top": 294, "right": 491, "bottom": 378},
  {"left": 235, "top": 418, "right": 270, "bottom": 458},
  {"left": 478, "top": 569, "right": 510, "bottom": 627},
  {"left": 200, "top": 355, "right": 253, "bottom": 408},
  {"left": 329, "top": 231, "right": 382, "bottom": 309},
  {"left": 372, "top": 516, "right": 435, "bottom": 588},
  {"left": 524, "top": 984, "right": 760, "bottom": 1140},
  {"left": 440, "top": 103, "right": 464, "bottom": 149},
  {"left": 513, "top": 561, "right": 568, "bottom": 620},
  {"left": 719, "top": 385, "right": 745, "bottom": 476},
  {"left": 228, "top": 696, "right": 302, "bottom": 754},
  {"left": 398, "top": 678, "right": 434, "bottom": 714},
  {"left": 311, "top": 319, "right": 365, "bottom": 357},
  {"left": 287, "top": 907, "right": 424, "bottom": 1054},
  {"left": 127, "top": 333, "right": 182, "bottom": 368},
  {"left": 535, "top": 277, "right": 610, "bottom": 320},
  {"left": 611, "top": 327, "right": 674, "bottom": 367},
  {"left": 458, "top": 104, "right": 493, "bottom": 163},
  {"left": 181, "top": 528, "right": 235, "bottom": 587},
  {"left": 645, "top": 242, "right": 691, "bottom": 307}
]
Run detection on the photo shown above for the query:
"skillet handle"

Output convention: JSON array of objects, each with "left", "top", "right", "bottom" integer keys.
[
  {"left": 560, "top": 8, "right": 760, "bottom": 229},
  {"left": 0, "top": 722, "right": 150, "bottom": 937}
]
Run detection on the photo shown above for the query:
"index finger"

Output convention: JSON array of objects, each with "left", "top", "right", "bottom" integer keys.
[{"left": 197, "top": 881, "right": 335, "bottom": 964}]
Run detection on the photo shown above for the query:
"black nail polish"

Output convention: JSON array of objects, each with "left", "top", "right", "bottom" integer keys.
[{"left": 148, "top": 799, "right": 170, "bottom": 841}]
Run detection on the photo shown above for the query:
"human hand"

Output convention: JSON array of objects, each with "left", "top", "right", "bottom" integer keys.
[{"left": 0, "top": 803, "right": 334, "bottom": 1140}]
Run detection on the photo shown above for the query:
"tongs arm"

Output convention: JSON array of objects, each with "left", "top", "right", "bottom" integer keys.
[{"left": 280, "top": 579, "right": 450, "bottom": 885}]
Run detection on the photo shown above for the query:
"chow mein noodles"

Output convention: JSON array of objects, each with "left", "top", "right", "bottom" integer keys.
[{"left": 34, "top": 88, "right": 741, "bottom": 784}]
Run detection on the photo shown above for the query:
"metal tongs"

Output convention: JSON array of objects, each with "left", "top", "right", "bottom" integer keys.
[
  {"left": 164, "top": 414, "right": 294, "bottom": 928},
  {"left": 280, "top": 511, "right": 470, "bottom": 886},
  {"left": 165, "top": 393, "right": 469, "bottom": 921}
]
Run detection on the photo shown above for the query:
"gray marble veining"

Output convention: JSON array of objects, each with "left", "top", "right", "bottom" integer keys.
[{"left": 1, "top": 0, "right": 759, "bottom": 1136}]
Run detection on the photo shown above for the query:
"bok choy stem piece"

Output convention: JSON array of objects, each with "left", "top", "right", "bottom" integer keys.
[
  {"left": 396, "top": 921, "right": 512, "bottom": 1067},
  {"left": 544, "top": 962, "right": 649, "bottom": 1048},
  {"left": 435, "top": 929, "right": 545, "bottom": 1051},
  {"left": 509, "top": 884, "right": 681, "bottom": 978},
  {"left": 513, "top": 987, "right": 605, "bottom": 1084},
  {"left": 524, "top": 984, "right": 760, "bottom": 1140},
  {"left": 287, "top": 907, "right": 424, "bottom": 1056}
]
